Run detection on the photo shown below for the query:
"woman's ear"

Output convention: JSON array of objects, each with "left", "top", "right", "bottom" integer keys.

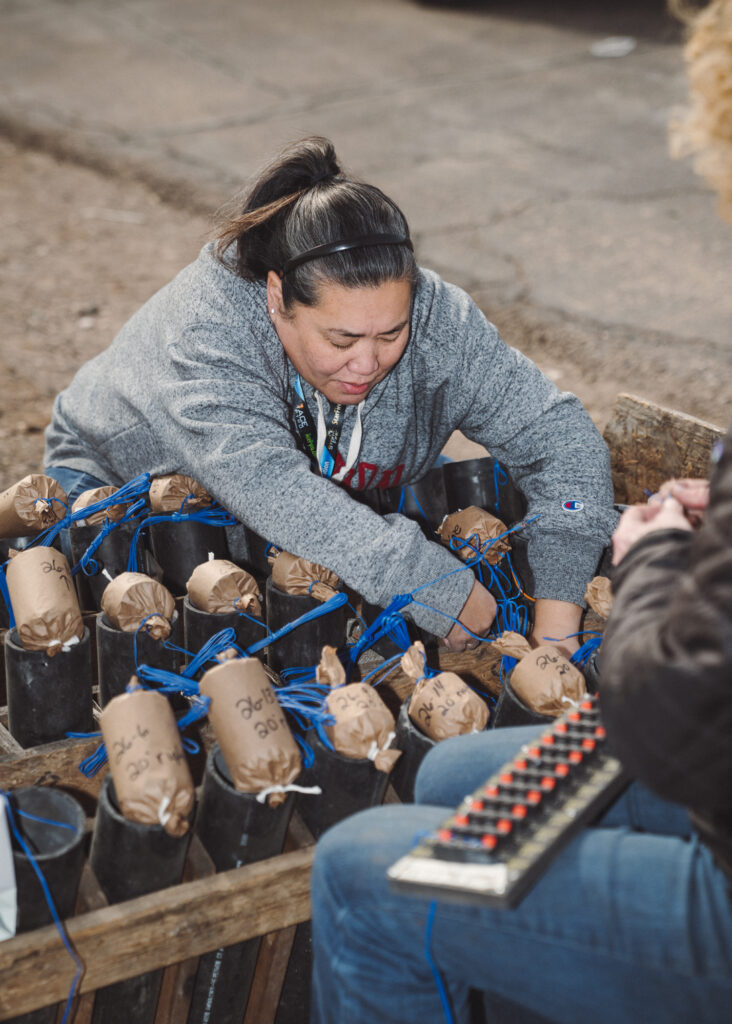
[{"left": 266, "top": 270, "right": 284, "bottom": 317}]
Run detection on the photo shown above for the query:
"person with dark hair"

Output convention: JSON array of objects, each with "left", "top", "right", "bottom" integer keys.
[{"left": 45, "top": 137, "right": 616, "bottom": 649}]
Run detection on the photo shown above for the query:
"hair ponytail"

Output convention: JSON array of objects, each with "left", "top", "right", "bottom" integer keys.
[{"left": 214, "top": 136, "right": 417, "bottom": 307}]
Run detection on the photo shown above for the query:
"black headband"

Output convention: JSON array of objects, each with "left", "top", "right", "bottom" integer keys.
[{"left": 280, "top": 233, "right": 413, "bottom": 276}]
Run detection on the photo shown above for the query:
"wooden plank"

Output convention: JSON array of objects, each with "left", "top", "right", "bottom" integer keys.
[
  {"left": 0, "top": 722, "right": 23, "bottom": 760},
  {"left": 603, "top": 394, "right": 723, "bottom": 505},
  {"left": 0, "top": 733, "right": 106, "bottom": 803},
  {"left": 242, "top": 926, "right": 296, "bottom": 1024},
  {"left": 154, "top": 836, "right": 217, "bottom": 1024},
  {"left": 0, "top": 846, "right": 314, "bottom": 1020}
]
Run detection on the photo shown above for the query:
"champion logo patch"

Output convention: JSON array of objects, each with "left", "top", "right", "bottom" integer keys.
[{"left": 563, "top": 500, "right": 584, "bottom": 512}]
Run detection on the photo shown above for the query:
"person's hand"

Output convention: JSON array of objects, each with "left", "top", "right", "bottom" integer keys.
[
  {"left": 650, "top": 478, "right": 710, "bottom": 528},
  {"left": 443, "top": 579, "right": 497, "bottom": 652},
  {"left": 611, "top": 496, "right": 692, "bottom": 566}
]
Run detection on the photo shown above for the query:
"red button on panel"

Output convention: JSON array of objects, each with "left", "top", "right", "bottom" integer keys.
[
  {"left": 595, "top": 726, "right": 607, "bottom": 739},
  {"left": 497, "top": 819, "right": 512, "bottom": 834},
  {"left": 555, "top": 722, "right": 568, "bottom": 734},
  {"left": 454, "top": 814, "right": 469, "bottom": 826},
  {"left": 512, "top": 804, "right": 527, "bottom": 818},
  {"left": 481, "top": 834, "right": 498, "bottom": 849},
  {"left": 514, "top": 759, "right": 528, "bottom": 771},
  {"left": 541, "top": 776, "right": 556, "bottom": 791},
  {"left": 569, "top": 751, "right": 583, "bottom": 764},
  {"left": 485, "top": 784, "right": 499, "bottom": 797},
  {"left": 581, "top": 700, "right": 594, "bottom": 710},
  {"left": 526, "top": 790, "right": 542, "bottom": 805},
  {"left": 438, "top": 829, "right": 452, "bottom": 841},
  {"left": 555, "top": 763, "right": 570, "bottom": 777},
  {"left": 471, "top": 799, "right": 485, "bottom": 812},
  {"left": 499, "top": 772, "right": 513, "bottom": 784},
  {"left": 528, "top": 746, "right": 542, "bottom": 758},
  {"left": 542, "top": 734, "right": 555, "bottom": 746},
  {"left": 582, "top": 738, "right": 596, "bottom": 751},
  {"left": 569, "top": 711, "right": 581, "bottom": 722}
]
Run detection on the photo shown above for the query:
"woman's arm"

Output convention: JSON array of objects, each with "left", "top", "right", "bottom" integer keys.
[
  {"left": 160, "top": 323, "right": 475, "bottom": 638},
  {"left": 427, "top": 279, "right": 617, "bottom": 642}
]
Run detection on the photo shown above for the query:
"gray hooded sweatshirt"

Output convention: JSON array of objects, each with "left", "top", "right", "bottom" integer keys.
[{"left": 45, "top": 242, "right": 617, "bottom": 636}]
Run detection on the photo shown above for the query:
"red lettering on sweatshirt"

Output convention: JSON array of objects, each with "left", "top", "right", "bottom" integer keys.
[{"left": 333, "top": 453, "right": 405, "bottom": 491}]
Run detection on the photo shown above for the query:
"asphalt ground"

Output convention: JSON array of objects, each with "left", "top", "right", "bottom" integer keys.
[{"left": 1, "top": 0, "right": 730, "bottom": 433}]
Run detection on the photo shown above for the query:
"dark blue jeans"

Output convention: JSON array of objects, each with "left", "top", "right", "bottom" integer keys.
[
  {"left": 44, "top": 466, "right": 110, "bottom": 506},
  {"left": 311, "top": 727, "right": 732, "bottom": 1024},
  {"left": 44, "top": 466, "right": 109, "bottom": 561}
]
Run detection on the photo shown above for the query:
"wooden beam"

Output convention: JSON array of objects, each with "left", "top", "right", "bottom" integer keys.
[
  {"left": 0, "top": 847, "right": 313, "bottom": 1020},
  {"left": 0, "top": 734, "right": 106, "bottom": 803},
  {"left": 603, "top": 394, "right": 723, "bottom": 505}
]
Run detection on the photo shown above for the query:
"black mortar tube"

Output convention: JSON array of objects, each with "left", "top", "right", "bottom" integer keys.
[
  {"left": 89, "top": 775, "right": 191, "bottom": 1024},
  {"left": 491, "top": 677, "right": 554, "bottom": 729},
  {"left": 583, "top": 650, "right": 602, "bottom": 695},
  {"left": 7, "top": 786, "right": 86, "bottom": 1024},
  {"left": 148, "top": 520, "right": 230, "bottom": 596},
  {"left": 186, "top": 747, "right": 295, "bottom": 1024},
  {"left": 96, "top": 611, "right": 183, "bottom": 707},
  {"left": 183, "top": 597, "right": 268, "bottom": 666},
  {"left": 265, "top": 578, "right": 346, "bottom": 677},
  {"left": 274, "top": 729, "right": 391, "bottom": 1024},
  {"left": 389, "top": 698, "right": 437, "bottom": 803},
  {"left": 5, "top": 628, "right": 94, "bottom": 748},
  {"left": 68, "top": 519, "right": 145, "bottom": 611},
  {"left": 443, "top": 457, "right": 527, "bottom": 525},
  {"left": 380, "top": 465, "right": 449, "bottom": 536},
  {"left": 241, "top": 527, "right": 273, "bottom": 579}
]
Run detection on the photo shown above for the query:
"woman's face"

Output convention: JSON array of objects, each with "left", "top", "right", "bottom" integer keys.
[{"left": 267, "top": 274, "right": 412, "bottom": 405}]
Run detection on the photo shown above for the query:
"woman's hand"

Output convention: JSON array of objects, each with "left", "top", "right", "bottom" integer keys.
[
  {"left": 443, "top": 579, "right": 497, "bottom": 653},
  {"left": 611, "top": 496, "right": 692, "bottom": 566},
  {"left": 651, "top": 477, "right": 710, "bottom": 528},
  {"left": 529, "top": 599, "right": 582, "bottom": 657}
]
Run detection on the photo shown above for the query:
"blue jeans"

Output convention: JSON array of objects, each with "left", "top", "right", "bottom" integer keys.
[
  {"left": 44, "top": 466, "right": 110, "bottom": 506},
  {"left": 44, "top": 466, "right": 110, "bottom": 561},
  {"left": 311, "top": 727, "right": 732, "bottom": 1024}
]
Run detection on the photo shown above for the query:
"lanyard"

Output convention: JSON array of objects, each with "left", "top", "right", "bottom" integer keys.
[{"left": 292, "top": 374, "right": 363, "bottom": 481}]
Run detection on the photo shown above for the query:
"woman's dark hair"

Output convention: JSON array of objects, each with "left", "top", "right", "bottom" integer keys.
[{"left": 214, "top": 137, "right": 417, "bottom": 308}]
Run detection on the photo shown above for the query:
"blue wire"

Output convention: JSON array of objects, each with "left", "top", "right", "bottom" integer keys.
[
  {"left": 15, "top": 808, "right": 78, "bottom": 832},
  {"left": 126, "top": 504, "right": 236, "bottom": 572},
  {"left": 243, "top": 591, "right": 349, "bottom": 658},
  {"left": 3, "top": 794, "right": 83, "bottom": 1024},
  {"left": 425, "top": 901, "right": 455, "bottom": 1024}
]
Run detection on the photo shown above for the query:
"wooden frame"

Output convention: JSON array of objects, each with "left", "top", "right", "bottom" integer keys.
[{"left": 0, "top": 394, "right": 724, "bottom": 1021}]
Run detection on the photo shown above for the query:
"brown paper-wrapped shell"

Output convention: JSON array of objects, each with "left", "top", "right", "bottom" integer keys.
[
  {"left": 491, "top": 632, "right": 533, "bottom": 660},
  {"left": 100, "top": 687, "right": 194, "bottom": 837},
  {"left": 315, "top": 645, "right": 346, "bottom": 687},
  {"left": 325, "top": 684, "right": 401, "bottom": 773},
  {"left": 436, "top": 506, "right": 510, "bottom": 565},
  {"left": 101, "top": 572, "right": 176, "bottom": 639},
  {"left": 510, "top": 647, "right": 586, "bottom": 717},
  {"left": 6, "top": 547, "right": 84, "bottom": 655},
  {"left": 585, "top": 576, "right": 614, "bottom": 619},
  {"left": 200, "top": 657, "right": 301, "bottom": 805},
  {"left": 71, "top": 486, "right": 127, "bottom": 526},
  {"left": 0, "top": 475, "right": 68, "bottom": 538},
  {"left": 269, "top": 550, "right": 339, "bottom": 603},
  {"left": 186, "top": 559, "right": 262, "bottom": 617},
  {"left": 401, "top": 642, "right": 488, "bottom": 740},
  {"left": 148, "top": 474, "right": 213, "bottom": 513}
]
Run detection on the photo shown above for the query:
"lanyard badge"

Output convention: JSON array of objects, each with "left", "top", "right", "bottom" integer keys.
[
  {"left": 292, "top": 375, "right": 364, "bottom": 482},
  {"left": 293, "top": 375, "right": 345, "bottom": 479}
]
